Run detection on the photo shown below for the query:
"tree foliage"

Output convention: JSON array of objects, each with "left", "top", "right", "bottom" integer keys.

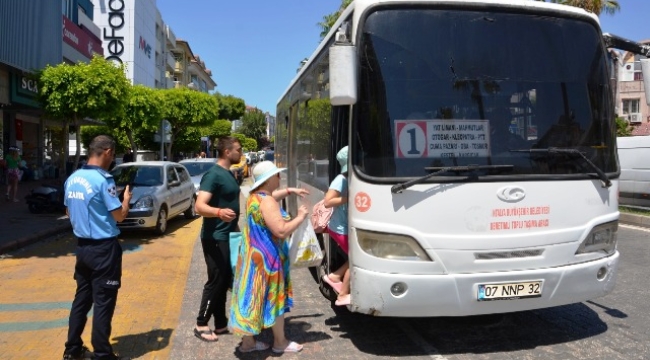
[
  {"left": 103, "top": 85, "right": 164, "bottom": 152},
  {"left": 239, "top": 108, "right": 267, "bottom": 148},
  {"left": 80, "top": 125, "right": 130, "bottom": 153},
  {"left": 318, "top": 0, "right": 353, "bottom": 40},
  {"left": 616, "top": 116, "right": 632, "bottom": 137},
  {"left": 38, "top": 55, "right": 130, "bottom": 174},
  {"left": 231, "top": 133, "right": 257, "bottom": 153},
  {"left": 161, "top": 88, "right": 220, "bottom": 159},
  {"left": 213, "top": 93, "right": 246, "bottom": 120}
]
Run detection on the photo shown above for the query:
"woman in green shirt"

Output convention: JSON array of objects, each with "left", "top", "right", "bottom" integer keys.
[{"left": 5, "top": 147, "right": 21, "bottom": 202}]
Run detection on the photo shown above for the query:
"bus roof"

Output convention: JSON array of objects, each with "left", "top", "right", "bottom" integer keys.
[{"left": 277, "top": 0, "right": 598, "bottom": 107}]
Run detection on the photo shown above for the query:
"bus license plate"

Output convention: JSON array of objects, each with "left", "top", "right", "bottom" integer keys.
[{"left": 478, "top": 281, "right": 542, "bottom": 301}]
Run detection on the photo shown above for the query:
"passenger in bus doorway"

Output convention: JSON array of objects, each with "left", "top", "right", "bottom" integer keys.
[{"left": 321, "top": 146, "right": 351, "bottom": 306}]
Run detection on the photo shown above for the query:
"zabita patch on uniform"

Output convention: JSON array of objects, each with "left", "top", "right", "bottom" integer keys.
[{"left": 108, "top": 184, "right": 117, "bottom": 197}]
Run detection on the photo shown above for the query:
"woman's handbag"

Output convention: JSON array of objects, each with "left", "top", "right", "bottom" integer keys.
[
  {"left": 289, "top": 220, "right": 324, "bottom": 268},
  {"left": 311, "top": 199, "right": 333, "bottom": 233},
  {"left": 229, "top": 232, "right": 243, "bottom": 273}
]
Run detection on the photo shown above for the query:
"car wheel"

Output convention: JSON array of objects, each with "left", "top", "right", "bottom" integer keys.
[
  {"left": 184, "top": 196, "right": 197, "bottom": 219},
  {"left": 155, "top": 207, "right": 168, "bottom": 235}
]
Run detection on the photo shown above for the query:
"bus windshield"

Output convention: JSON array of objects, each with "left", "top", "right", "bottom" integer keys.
[{"left": 356, "top": 8, "right": 616, "bottom": 180}]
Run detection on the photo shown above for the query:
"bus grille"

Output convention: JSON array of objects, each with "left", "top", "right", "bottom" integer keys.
[{"left": 474, "top": 249, "right": 544, "bottom": 260}]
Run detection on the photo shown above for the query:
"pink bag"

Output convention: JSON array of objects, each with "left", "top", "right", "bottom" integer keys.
[{"left": 311, "top": 199, "right": 333, "bottom": 233}]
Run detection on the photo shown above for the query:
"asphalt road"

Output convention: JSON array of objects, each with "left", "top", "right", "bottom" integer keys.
[{"left": 0, "top": 221, "right": 648, "bottom": 360}]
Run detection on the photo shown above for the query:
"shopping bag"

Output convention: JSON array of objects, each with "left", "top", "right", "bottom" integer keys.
[
  {"left": 289, "top": 220, "right": 324, "bottom": 268},
  {"left": 229, "top": 232, "right": 243, "bottom": 274},
  {"left": 311, "top": 199, "right": 333, "bottom": 233}
]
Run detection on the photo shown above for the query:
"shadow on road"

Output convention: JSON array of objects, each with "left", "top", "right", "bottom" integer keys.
[
  {"left": 324, "top": 302, "right": 609, "bottom": 357},
  {"left": 5, "top": 216, "right": 199, "bottom": 259},
  {"left": 112, "top": 328, "right": 173, "bottom": 358}
]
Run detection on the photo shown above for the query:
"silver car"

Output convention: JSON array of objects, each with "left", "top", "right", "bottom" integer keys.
[
  {"left": 110, "top": 161, "right": 196, "bottom": 234},
  {"left": 178, "top": 158, "right": 218, "bottom": 195}
]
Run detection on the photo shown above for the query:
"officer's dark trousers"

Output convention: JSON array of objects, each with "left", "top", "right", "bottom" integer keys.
[
  {"left": 196, "top": 238, "right": 232, "bottom": 329},
  {"left": 65, "top": 237, "right": 122, "bottom": 359}
]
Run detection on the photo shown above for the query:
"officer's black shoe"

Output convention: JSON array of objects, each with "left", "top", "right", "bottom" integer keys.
[{"left": 62, "top": 346, "right": 94, "bottom": 360}]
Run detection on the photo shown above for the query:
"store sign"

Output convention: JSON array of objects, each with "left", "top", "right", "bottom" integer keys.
[
  {"left": 62, "top": 16, "right": 103, "bottom": 59},
  {"left": 104, "top": 0, "right": 126, "bottom": 63},
  {"left": 10, "top": 73, "right": 40, "bottom": 108}
]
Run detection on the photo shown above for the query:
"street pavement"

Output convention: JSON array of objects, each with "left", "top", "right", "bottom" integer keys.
[
  {"left": 2, "top": 175, "right": 650, "bottom": 359},
  {"left": 0, "top": 178, "right": 71, "bottom": 254}
]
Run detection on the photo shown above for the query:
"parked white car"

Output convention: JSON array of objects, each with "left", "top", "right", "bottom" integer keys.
[
  {"left": 617, "top": 136, "right": 650, "bottom": 209},
  {"left": 110, "top": 161, "right": 196, "bottom": 234},
  {"left": 178, "top": 158, "right": 217, "bottom": 195}
]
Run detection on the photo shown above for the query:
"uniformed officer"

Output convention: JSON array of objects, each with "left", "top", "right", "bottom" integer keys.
[{"left": 62, "top": 135, "right": 132, "bottom": 360}]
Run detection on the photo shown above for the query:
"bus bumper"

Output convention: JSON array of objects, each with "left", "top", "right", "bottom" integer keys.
[{"left": 348, "top": 252, "right": 619, "bottom": 317}]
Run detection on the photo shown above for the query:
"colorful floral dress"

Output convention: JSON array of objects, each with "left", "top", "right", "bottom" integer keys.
[{"left": 229, "top": 192, "right": 293, "bottom": 336}]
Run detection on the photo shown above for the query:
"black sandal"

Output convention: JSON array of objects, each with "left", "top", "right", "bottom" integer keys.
[
  {"left": 194, "top": 328, "right": 218, "bottom": 342},
  {"left": 213, "top": 327, "right": 229, "bottom": 335}
]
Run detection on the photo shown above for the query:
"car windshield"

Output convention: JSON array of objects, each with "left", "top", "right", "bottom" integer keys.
[
  {"left": 355, "top": 7, "right": 615, "bottom": 180},
  {"left": 111, "top": 165, "right": 163, "bottom": 186},
  {"left": 181, "top": 162, "right": 215, "bottom": 176}
]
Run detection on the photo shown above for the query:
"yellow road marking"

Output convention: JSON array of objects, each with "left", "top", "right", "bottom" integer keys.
[{"left": 0, "top": 217, "right": 201, "bottom": 360}]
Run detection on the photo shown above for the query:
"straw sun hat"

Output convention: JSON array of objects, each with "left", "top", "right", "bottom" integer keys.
[{"left": 250, "top": 161, "right": 286, "bottom": 191}]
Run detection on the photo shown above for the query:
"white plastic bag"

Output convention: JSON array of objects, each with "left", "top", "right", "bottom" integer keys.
[{"left": 289, "top": 220, "right": 324, "bottom": 268}]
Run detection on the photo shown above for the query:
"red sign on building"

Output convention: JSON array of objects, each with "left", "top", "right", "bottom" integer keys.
[{"left": 62, "top": 16, "right": 103, "bottom": 59}]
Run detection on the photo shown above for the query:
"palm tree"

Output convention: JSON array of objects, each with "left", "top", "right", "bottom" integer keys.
[
  {"left": 318, "top": 0, "right": 354, "bottom": 40},
  {"left": 535, "top": 0, "right": 620, "bottom": 16}
]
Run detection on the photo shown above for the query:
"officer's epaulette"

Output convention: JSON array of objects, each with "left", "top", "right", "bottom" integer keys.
[{"left": 98, "top": 169, "right": 114, "bottom": 178}]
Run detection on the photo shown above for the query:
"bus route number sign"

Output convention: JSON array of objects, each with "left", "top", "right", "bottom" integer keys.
[{"left": 395, "top": 119, "right": 490, "bottom": 158}]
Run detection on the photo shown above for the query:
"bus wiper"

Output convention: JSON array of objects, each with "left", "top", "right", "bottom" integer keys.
[
  {"left": 391, "top": 165, "right": 514, "bottom": 194},
  {"left": 512, "top": 147, "right": 612, "bottom": 188}
]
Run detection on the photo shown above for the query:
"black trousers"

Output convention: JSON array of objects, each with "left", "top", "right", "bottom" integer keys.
[
  {"left": 196, "top": 238, "right": 232, "bottom": 329},
  {"left": 65, "top": 237, "right": 122, "bottom": 359}
]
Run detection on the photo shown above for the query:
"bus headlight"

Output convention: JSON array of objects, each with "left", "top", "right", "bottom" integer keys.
[
  {"left": 575, "top": 221, "right": 618, "bottom": 255},
  {"left": 357, "top": 229, "right": 431, "bottom": 261}
]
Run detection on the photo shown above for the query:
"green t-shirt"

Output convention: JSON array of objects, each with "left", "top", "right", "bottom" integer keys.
[
  {"left": 199, "top": 165, "right": 240, "bottom": 241},
  {"left": 6, "top": 155, "right": 21, "bottom": 169}
]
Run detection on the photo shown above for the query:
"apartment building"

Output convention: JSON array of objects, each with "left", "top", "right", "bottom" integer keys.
[
  {"left": 170, "top": 40, "right": 216, "bottom": 93},
  {"left": 616, "top": 40, "right": 650, "bottom": 136}
]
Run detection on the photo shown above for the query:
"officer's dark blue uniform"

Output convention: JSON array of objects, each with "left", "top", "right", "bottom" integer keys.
[{"left": 64, "top": 165, "right": 124, "bottom": 360}]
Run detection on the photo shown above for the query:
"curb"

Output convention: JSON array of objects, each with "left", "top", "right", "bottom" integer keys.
[
  {"left": 619, "top": 212, "right": 650, "bottom": 229},
  {"left": 0, "top": 223, "right": 72, "bottom": 255}
]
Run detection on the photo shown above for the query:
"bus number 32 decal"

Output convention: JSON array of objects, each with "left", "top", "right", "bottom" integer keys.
[{"left": 355, "top": 192, "right": 372, "bottom": 213}]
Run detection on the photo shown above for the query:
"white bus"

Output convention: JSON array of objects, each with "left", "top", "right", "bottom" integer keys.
[{"left": 276, "top": 0, "right": 650, "bottom": 317}]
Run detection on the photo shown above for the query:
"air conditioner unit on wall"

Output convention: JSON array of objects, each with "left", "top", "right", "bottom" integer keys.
[{"left": 628, "top": 113, "right": 642, "bottom": 123}]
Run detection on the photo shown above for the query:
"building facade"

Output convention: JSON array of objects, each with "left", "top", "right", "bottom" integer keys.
[
  {"left": 616, "top": 40, "right": 650, "bottom": 136},
  {"left": 1, "top": 0, "right": 103, "bottom": 176}
]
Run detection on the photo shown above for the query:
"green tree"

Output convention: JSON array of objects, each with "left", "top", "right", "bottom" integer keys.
[
  {"left": 231, "top": 133, "right": 257, "bottom": 153},
  {"left": 104, "top": 85, "right": 164, "bottom": 152},
  {"left": 213, "top": 93, "right": 246, "bottom": 120},
  {"left": 318, "top": 0, "right": 353, "bottom": 40},
  {"left": 616, "top": 116, "right": 632, "bottom": 137},
  {"left": 161, "top": 88, "right": 220, "bottom": 159},
  {"left": 38, "top": 55, "right": 130, "bottom": 174},
  {"left": 534, "top": 0, "right": 620, "bottom": 16},
  {"left": 80, "top": 125, "right": 130, "bottom": 153},
  {"left": 239, "top": 108, "right": 267, "bottom": 147},
  {"left": 201, "top": 119, "right": 232, "bottom": 154}
]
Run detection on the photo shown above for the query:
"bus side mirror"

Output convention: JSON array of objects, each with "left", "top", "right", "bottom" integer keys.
[
  {"left": 641, "top": 59, "right": 650, "bottom": 105},
  {"left": 329, "top": 44, "right": 357, "bottom": 106}
]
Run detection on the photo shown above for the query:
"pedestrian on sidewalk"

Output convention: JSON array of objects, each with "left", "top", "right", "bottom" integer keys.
[
  {"left": 193, "top": 136, "right": 243, "bottom": 342},
  {"left": 5, "top": 146, "right": 21, "bottom": 202},
  {"left": 62, "top": 135, "right": 132, "bottom": 360},
  {"left": 229, "top": 161, "right": 309, "bottom": 354}
]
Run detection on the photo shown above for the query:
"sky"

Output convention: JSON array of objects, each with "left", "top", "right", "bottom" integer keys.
[{"left": 156, "top": 0, "right": 649, "bottom": 117}]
